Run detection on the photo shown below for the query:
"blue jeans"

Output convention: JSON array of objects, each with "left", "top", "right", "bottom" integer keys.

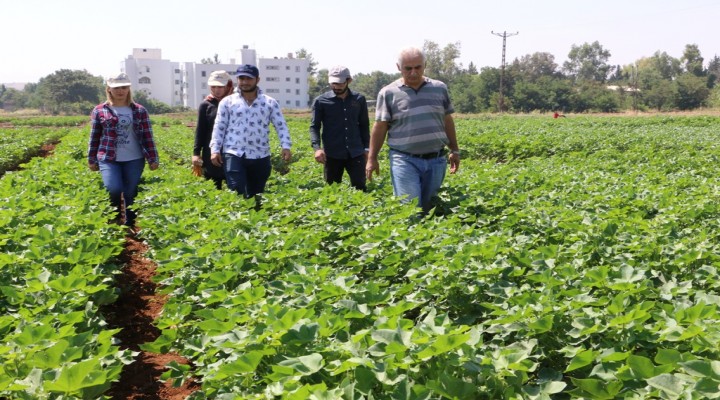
[
  {"left": 223, "top": 154, "right": 272, "bottom": 198},
  {"left": 98, "top": 158, "right": 145, "bottom": 226},
  {"left": 389, "top": 149, "right": 447, "bottom": 211}
]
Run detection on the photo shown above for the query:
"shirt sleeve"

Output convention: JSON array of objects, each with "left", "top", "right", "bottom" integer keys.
[
  {"left": 87, "top": 107, "right": 102, "bottom": 164},
  {"left": 269, "top": 99, "right": 292, "bottom": 150},
  {"left": 375, "top": 89, "right": 392, "bottom": 122},
  {"left": 210, "top": 99, "right": 228, "bottom": 154},
  {"left": 136, "top": 106, "right": 159, "bottom": 164},
  {"left": 309, "top": 97, "right": 322, "bottom": 150},
  {"left": 358, "top": 95, "right": 370, "bottom": 148},
  {"left": 194, "top": 102, "right": 209, "bottom": 156}
]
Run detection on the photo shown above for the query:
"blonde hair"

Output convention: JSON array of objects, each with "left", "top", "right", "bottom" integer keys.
[{"left": 106, "top": 86, "right": 133, "bottom": 106}]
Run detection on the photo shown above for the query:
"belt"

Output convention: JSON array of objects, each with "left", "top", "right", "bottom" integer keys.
[{"left": 390, "top": 148, "right": 446, "bottom": 159}]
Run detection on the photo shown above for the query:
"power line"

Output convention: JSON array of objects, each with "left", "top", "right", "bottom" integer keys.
[{"left": 491, "top": 30, "right": 518, "bottom": 112}]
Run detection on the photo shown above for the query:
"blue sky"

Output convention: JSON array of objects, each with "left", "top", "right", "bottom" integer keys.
[{"left": 2, "top": 0, "right": 718, "bottom": 83}]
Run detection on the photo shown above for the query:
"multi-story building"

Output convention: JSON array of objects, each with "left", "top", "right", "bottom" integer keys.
[
  {"left": 122, "top": 48, "right": 181, "bottom": 107},
  {"left": 121, "top": 46, "right": 310, "bottom": 110}
]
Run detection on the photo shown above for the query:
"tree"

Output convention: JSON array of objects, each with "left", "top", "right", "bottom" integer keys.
[
  {"left": 133, "top": 90, "right": 174, "bottom": 114},
  {"left": 563, "top": 41, "right": 612, "bottom": 83},
  {"left": 707, "top": 55, "right": 720, "bottom": 88},
  {"left": 201, "top": 54, "right": 221, "bottom": 64},
  {"left": 0, "top": 87, "right": 29, "bottom": 111},
  {"left": 682, "top": 44, "right": 704, "bottom": 77},
  {"left": 295, "top": 48, "right": 318, "bottom": 76},
  {"left": 352, "top": 71, "right": 399, "bottom": 100},
  {"left": 509, "top": 52, "right": 559, "bottom": 82},
  {"left": 307, "top": 68, "right": 329, "bottom": 105},
  {"left": 423, "top": 40, "right": 462, "bottom": 84},
  {"left": 466, "top": 62, "right": 478, "bottom": 75},
  {"left": 675, "top": 73, "right": 709, "bottom": 109},
  {"left": 34, "top": 69, "right": 104, "bottom": 114},
  {"left": 637, "top": 51, "right": 681, "bottom": 80}
]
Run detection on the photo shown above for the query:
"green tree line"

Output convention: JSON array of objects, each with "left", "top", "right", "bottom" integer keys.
[
  {"left": 0, "top": 69, "right": 184, "bottom": 115},
  {"left": 309, "top": 40, "right": 720, "bottom": 113},
  {"left": 3, "top": 40, "right": 719, "bottom": 115}
]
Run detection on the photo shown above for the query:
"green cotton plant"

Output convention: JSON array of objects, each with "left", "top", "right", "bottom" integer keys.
[
  {"left": 132, "top": 115, "right": 720, "bottom": 399},
  {"left": 0, "top": 127, "right": 71, "bottom": 174},
  {"left": 0, "top": 127, "right": 132, "bottom": 399}
]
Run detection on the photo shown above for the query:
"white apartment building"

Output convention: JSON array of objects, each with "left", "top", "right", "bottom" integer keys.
[{"left": 121, "top": 47, "right": 310, "bottom": 110}]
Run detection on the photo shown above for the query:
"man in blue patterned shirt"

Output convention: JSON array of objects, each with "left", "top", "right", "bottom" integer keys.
[{"left": 210, "top": 64, "right": 292, "bottom": 206}]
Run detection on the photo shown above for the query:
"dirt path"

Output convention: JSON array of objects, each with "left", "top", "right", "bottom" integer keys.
[{"left": 102, "top": 234, "right": 200, "bottom": 400}]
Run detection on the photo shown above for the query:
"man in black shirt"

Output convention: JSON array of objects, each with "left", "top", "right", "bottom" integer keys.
[{"left": 310, "top": 66, "right": 370, "bottom": 191}]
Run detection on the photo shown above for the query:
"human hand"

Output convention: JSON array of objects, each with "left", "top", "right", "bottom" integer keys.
[
  {"left": 88, "top": 163, "right": 99, "bottom": 172},
  {"left": 281, "top": 149, "right": 292, "bottom": 162},
  {"left": 192, "top": 155, "right": 203, "bottom": 167},
  {"left": 365, "top": 157, "right": 379, "bottom": 181},
  {"left": 211, "top": 153, "right": 223, "bottom": 167},
  {"left": 449, "top": 152, "right": 460, "bottom": 174},
  {"left": 314, "top": 149, "right": 326, "bottom": 164},
  {"left": 149, "top": 162, "right": 160, "bottom": 171}
]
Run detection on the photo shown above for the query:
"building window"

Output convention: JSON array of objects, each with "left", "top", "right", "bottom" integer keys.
[
  {"left": 296, "top": 66, "right": 300, "bottom": 72},
  {"left": 139, "top": 76, "right": 151, "bottom": 84},
  {"left": 295, "top": 78, "right": 300, "bottom": 84},
  {"left": 146, "top": 66, "right": 151, "bottom": 73},
  {"left": 266, "top": 65, "right": 279, "bottom": 70},
  {"left": 286, "top": 89, "right": 291, "bottom": 93},
  {"left": 286, "top": 100, "right": 291, "bottom": 105},
  {"left": 296, "top": 89, "right": 300, "bottom": 95},
  {"left": 286, "top": 66, "right": 290, "bottom": 70},
  {"left": 266, "top": 89, "right": 279, "bottom": 93},
  {"left": 201, "top": 83, "right": 207, "bottom": 89},
  {"left": 174, "top": 69, "right": 180, "bottom": 73},
  {"left": 286, "top": 77, "right": 290, "bottom": 82},
  {"left": 175, "top": 80, "right": 180, "bottom": 84},
  {"left": 266, "top": 77, "right": 280, "bottom": 82},
  {"left": 296, "top": 100, "right": 301, "bottom": 107}
]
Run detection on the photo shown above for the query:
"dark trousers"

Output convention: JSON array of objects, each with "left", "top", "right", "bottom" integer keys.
[
  {"left": 325, "top": 154, "right": 366, "bottom": 191},
  {"left": 223, "top": 154, "right": 272, "bottom": 198}
]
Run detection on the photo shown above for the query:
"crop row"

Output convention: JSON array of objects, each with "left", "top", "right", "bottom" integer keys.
[
  {"left": 0, "top": 128, "right": 133, "bottom": 399},
  {"left": 0, "top": 127, "right": 72, "bottom": 175}
]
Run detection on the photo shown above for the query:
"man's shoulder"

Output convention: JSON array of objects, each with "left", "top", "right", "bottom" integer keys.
[
  {"left": 424, "top": 77, "right": 449, "bottom": 89},
  {"left": 349, "top": 90, "right": 367, "bottom": 101},
  {"left": 379, "top": 79, "right": 404, "bottom": 93}
]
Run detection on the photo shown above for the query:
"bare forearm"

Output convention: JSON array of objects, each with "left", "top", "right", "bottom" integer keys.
[{"left": 368, "top": 121, "right": 388, "bottom": 159}]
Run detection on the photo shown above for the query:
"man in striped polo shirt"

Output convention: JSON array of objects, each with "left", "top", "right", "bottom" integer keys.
[{"left": 365, "top": 47, "right": 460, "bottom": 213}]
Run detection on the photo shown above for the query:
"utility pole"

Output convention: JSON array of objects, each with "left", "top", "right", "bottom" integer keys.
[{"left": 491, "top": 30, "right": 518, "bottom": 112}]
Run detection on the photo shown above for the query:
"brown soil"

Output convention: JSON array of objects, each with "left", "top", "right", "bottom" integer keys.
[{"left": 102, "top": 233, "right": 200, "bottom": 400}]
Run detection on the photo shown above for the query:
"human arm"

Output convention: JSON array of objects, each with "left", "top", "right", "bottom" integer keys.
[
  {"left": 87, "top": 107, "right": 102, "bottom": 170},
  {"left": 444, "top": 114, "right": 460, "bottom": 174},
  {"left": 270, "top": 101, "right": 292, "bottom": 162},
  {"left": 193, "top": 102, "right": 209, "bottom": 166},
  {"left": 209, "top": 99, "right": 229, "bottom": 167},
  {"left": 309, "top": 97, "right": 325, "bottom": 164},
  {"left": 134, "top": 105, "right": 160, "bottom": 166},
  {"left": 359, "top": 96, "right": 370, "bottom": 159},
  {"left": 365, "top": 121, "right": 389, "bottom": 181}
]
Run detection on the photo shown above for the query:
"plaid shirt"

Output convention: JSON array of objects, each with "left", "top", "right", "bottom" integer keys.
[{"left": 88, "top": 102, "right": 159, "bottom": 165}]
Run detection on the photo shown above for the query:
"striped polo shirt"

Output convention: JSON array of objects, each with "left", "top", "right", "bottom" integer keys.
[{"left": 375, "top": 77, "right": 454, "bottom": 154}]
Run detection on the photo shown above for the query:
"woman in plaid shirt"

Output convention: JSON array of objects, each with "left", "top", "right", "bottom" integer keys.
[{"left": 87, "top": 72, "right": 159, "bottom": 230}]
